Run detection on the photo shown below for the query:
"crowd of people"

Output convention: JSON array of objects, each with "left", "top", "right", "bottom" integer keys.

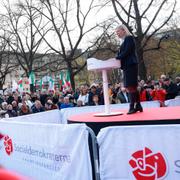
[{"left": 0, "top": 74, "right": 179, "bottom": 118}]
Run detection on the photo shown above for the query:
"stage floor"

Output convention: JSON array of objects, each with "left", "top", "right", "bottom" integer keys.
[
  {"left": 68, "top": 106, "right": 180, "bottom": 135},
  {"left": 69, "top": 106, "right": 180, "bottom": 123}
]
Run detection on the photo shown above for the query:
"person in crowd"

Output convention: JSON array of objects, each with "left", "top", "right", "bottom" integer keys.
[
  {"left": 11, "top": 101, "right": 19, "bottom": 115},
  {"left": 115, "top": 24, "right": 143, "bottom": 114},
  {"left": 45, "top": 99, "right": 57, "bottom": 111},
  {"left": 0, "top": 108, "right": 6, "bottom": 118},
  {"left": 13, "top": 92, "right": 22, "bottom": 104},
  {"left": 77, "top": 86, "right": 89, "bottom": 106},
  {"left": 19, "top": 104, "right": 30, "bottom": 116},
  {"left": 151, "top": 82, "right": 167, "bottom": 106},
  {"left": 69, "top": 95, "right": 77, "bottom": 107},
  {"left": 117, "top": 86, "right": 130, "bottom": 103},
  {"left": 57, "top": 96, "right": 64, "bottom": 110},
  {"left": 76, "top": 100, "right": 84, "bottom": 107},
  {"left": 88, "top": 84, "right": 99, "bottom": 106},
  {"left": 163, "top": 78, "right": 178, "bottom": 100},
  {"left": 159, "top": 74, "right": 166, "bottom": 84},
  {"left": 108, "top": 84, "right": 117, "bottom": 104},
  {"left": 60, "top": 96, "right": 74, "bottom": 109},
  {"left": 73, "top": 87, "right": 81, "bottom": 101},
  {"left": 31, "top": 93, "right": 39, "bottom": 103},
  {"left": 31, "top": 100, "right": 45, "bottom": 113},
  {"left": 139, "top": 79, "right": 145, "bottom": 88},
  {"left": 40, "top": 90, "right": 49, "bottom": 106},
  {"left": 138, "top": 84, "right": 153, "bottom": 102},
  {"left": 6, "top": 104, "right": 18, "bottom": 118},
  {"left": 0, "top": 94, "right": 4, "bottom": 105},
  {"left": 92, "top": 94, "right": 101, "bottom": 106},
  {"left": 52, "top": 90, "right": 60, "bottom": 104},
  {"left": 1, "top": 102, "right": 8, "bottom": 112},
  {"left": 6, "top": 92, "right": 14, "bottom": 104},
  {"left": 175, "top": 76, "right": 180, "bottom": 96},
  {"left": 22, "top": 93, "right": 33, "bottom": 109},
  {"left": 96, "top": 83, "right": 104, "bottom": 105}
]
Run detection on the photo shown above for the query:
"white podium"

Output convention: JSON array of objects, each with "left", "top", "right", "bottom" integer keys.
[{"left": 87, "top": 58, "right": 123, "bottom": 116}]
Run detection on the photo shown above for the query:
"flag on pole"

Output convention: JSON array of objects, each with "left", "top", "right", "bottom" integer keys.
[
  {"left": 64, "top": 70, "right": 71, "bottom": 88},
  {"left": 59, "top": 71, "right": 65, "bottom": 91},
  {"left": 59, "top": 70, "right": 71, "bottom": 91},
  {"left": 48, "top": 77, "right": 54, "bottom": 91},
  {"left": 66, "top": 70, "right": 71, "bottom": 87},
  {"left": 12, "top": 80, "right": 18, "bottom": 92},
  {"left": 40, "top": 78, "right": 44, "bottom": 90},
  {"left": 18, "top": 76, "right": 23, "bottom": 92},
  {"left": 28, "top": 71, "right": 35, "bottom": 85}
]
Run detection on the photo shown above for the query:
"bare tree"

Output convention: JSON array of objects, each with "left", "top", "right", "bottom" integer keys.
[
  {"left": 34, "top": 0, "right": 108, "bottom": 89},
  {"left": 103, "top": 0, "right": 176, "bottom": 80},
  {"left": 0, "top": 0, "right": 51, "bottom": 80},
  {"left": 0, "top": 35, "right": 18, "bottom": 89}
]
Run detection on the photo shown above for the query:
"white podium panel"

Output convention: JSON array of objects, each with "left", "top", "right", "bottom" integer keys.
[
  {"left": 87, "top": 58, "right": 122, "bottom": 116},
  {"left": 87, "top": 58, "right": 120, "bottom": 71}
]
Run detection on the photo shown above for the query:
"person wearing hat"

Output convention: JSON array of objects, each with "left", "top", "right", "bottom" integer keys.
[{"left": 115, "top": 24, "right": 143, "bottom": 114}]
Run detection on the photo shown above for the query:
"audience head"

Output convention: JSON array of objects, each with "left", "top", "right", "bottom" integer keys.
[
  {"left": 175, "top": 76, "right": 180, "bottom": 84},
  {"left": 64, "top": 97, "right": 70, "bottom": 104},
  {"left": 76, "top": 100, "right": 83, "bottom": 107},
  {"left": 11, "top": 101, "right": 17, "bottom": 108},
  {"left": 160, "top": 74, "right": 166, "bottom": 80},
  {"left": 34, "top": 100, "right": 42, "bottom": 109},
  {"left": 1, "top": 102, "right": 8, "bottom": 110},
  {"left": 164, "top": 77, "right": 170, "bottom": 85},
  {"left": 92, "top": 94, "right": 99, "bottom": 104}
]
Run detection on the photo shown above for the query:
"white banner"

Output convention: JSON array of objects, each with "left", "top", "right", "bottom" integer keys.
[
  {"left": 97, "top": 125, "right": 180, "bottom": 180},
  {"left": 3, "top": 109, "right": 62, "bottom": 124},
  {"left": 0, "top": 121, "right": 92, "bottom": 180}
]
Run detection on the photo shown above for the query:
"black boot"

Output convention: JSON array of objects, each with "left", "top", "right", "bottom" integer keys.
[
  {"left": 127, "top": 103, "right": 136, "bottom": 114},
  {"left": 134, "top": 91, "right": 143, "bottom": 112},
  {"left": 127, "top": 92, "right": 136, "bottom": 114},
  {"left": 135, "top": 102, "right": 143, "bottom": 112}
]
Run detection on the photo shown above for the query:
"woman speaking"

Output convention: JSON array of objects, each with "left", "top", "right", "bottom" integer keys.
[{"left": 115, "top": 24, "right": 143, "bottom": 114}]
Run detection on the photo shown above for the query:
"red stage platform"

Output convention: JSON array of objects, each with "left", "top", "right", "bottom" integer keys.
[{"left": 68, "top": 106, "right": 180, "bottom": 135}]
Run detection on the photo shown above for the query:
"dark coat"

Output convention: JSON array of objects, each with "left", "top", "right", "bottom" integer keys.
[
  {"left": 116, "top": 35, "right": 138, "bottom": 70},
  {"left": 164, "top": 82, "right": 178, "bottom": 100},
  {"left": 116, "top": 35, "right": 139, "bottom": 87},
  {"left": 117, "top": 91, "right": 130, "bottom": 103}
]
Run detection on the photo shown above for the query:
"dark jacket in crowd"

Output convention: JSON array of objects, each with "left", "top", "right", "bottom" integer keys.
[
  {"left": 31, "top": 105, "right": 45, "bottom": 113},
  {"left": 117, "top": 91, "right": 130, "bottom": 103},
  {"left": 164, "top": 82, "right": 178, "bottom": 100}
]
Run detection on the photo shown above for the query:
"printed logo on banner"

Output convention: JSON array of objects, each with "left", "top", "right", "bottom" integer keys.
[
  {"left": 129, "top": 147, "right": 168, "bottom": 180},
  {"left": 3, "top": 135, "right": 13, "bottom": 156}
]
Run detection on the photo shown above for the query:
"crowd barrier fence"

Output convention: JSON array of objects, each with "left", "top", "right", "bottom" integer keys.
[
  {"left": 165, "top": 98, "right": 180, "bottom": 107},
  {"left": 3, "top": 109, "right": 62, "bottom": 124},
  {"left": 0, "top": 121, "right": 97, "bottom": 180},
  {"left": 97, "top": 125, "right": 180, "bottom": 180}
]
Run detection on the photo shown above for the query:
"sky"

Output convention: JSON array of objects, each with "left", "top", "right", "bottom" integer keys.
[{"left": 0, "top": 0, "right": 179, "bottom": 52}]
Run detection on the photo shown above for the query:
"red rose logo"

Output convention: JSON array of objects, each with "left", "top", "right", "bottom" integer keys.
[
  {"left": 3, "top": 135, "right": 13, "bottom": 156},
  {"left": 129, "top": 147, "right": 167, "bottom": 180}
]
